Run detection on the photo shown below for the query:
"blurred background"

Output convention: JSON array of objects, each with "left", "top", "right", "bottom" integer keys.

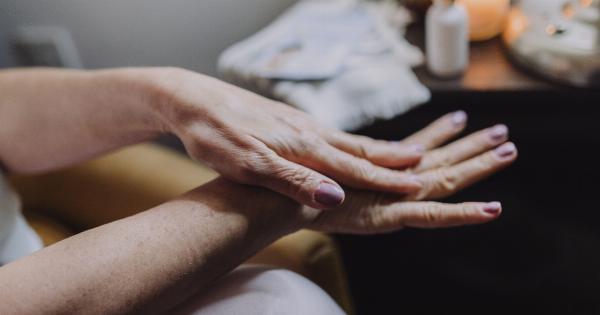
[
  {"left": 2, "top": 0, "right": 600, "bottom": 314},
  {"left": 0, "top": 0, "right": 296, "bottom": 73}
]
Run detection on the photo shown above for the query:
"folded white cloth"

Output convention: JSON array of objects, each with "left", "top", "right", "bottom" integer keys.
[{"left": 219, "top": 0, "right": 430, "bottom": 131}]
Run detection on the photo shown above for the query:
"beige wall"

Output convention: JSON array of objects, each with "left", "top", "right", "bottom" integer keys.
[{"left": 0, "top": 0, "right": 297, "bottom": 75}]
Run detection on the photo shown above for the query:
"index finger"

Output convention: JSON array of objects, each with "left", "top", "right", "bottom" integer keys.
[
  {"left": 299, "top": 144, "right": 424, "bottom": 194},
  {"left": 326, "top": 132, "right": 424, "bottom": 168},
  {"left": 401, "top": 111, "right": 468, "bottom": 149},
  {"left": 411, "top": 142, "right": 518, "bottom": 200}
]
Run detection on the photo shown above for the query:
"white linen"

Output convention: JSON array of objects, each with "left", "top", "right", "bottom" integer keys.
[{"left": 219, "top": 0, "right": 430, "bottom": 131}]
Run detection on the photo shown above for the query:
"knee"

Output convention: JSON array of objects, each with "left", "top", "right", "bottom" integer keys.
[
  {"left": 233, "top": 265, "right": 345, "bottom": 315},
  {"left": 175, "top": 265, "right": 346, "bottom": 315}
]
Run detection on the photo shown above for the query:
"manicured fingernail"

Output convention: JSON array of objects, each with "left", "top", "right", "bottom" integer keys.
[
  {"left": 482, "top": 202, "right": 502, "bottom": 215},
  {"left": 451, "top": 111, "right": 467, "bottom": 127},
  {"left": 495, "top": 142, "right": 516, "bottom": 158},
  {"left": 315, "top": 182, "right": 345, "bottom": 207},
  {"left": 489, "top": 124, "right": 508, "bottom": 142}
]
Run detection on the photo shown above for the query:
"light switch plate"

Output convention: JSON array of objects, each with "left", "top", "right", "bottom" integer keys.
[{"left": 11, "top": 26, "right": 82, "bottom": 68}]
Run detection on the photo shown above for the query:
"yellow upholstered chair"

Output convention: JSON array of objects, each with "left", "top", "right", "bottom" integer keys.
[{"left": 8, "top": 143, "right": 354, "bottom": 314}]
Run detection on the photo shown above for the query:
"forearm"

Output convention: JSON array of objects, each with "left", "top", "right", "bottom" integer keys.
[
  {"left": 0, "top": 178, "right": 301, "bottom": 314},
  {"left": 0, "top": 108, "right": 517, "bottom": 313},
  {"left": 0, "top": 67, "right": 172, "bottom": 174}
]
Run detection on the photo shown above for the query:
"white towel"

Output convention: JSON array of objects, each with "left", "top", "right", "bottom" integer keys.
[{"left": 218, "top": 0, "right": 430, "bottom": 131}]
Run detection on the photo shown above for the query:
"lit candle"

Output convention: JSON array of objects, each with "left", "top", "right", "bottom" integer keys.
[{"left": 458, "top": 0, "right": 511, "bottom": 41}]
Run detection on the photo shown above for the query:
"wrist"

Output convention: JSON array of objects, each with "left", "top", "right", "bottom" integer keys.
[
  {"left": 89, "top": 68, "right": 175, "bottom": 136},
  {"left": 129, "top": 67, "right": 228, "bottom": 137},
  {"left": 199, "top": 178, "right": 309, "bottom": 239}
]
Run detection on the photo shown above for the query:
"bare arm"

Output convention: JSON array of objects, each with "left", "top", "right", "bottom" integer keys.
[
  {"left": 0, "top": 114, "right": 517, "bottom": 314},
  {"left": 1, "top": 67, "right": 424, "bottom": 209},
  {"left": 0, "top": 178, "right": 299, "bottom": 314},
  {"left": 0, "top": 68, "right": 174, "bottom": 174}
]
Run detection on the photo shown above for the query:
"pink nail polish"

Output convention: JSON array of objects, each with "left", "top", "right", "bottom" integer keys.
[
  {"left": 483, "top": 202, "right": 502, "bottom": 215},
  {"left": 315, "top": 183, "right": 345, "bottom": 207},
  {"left": 495, "top": 142, "right": 516, "bottom": 158},
  {"left": 451, "top": 111, "right": 467, "bottom": 127},
  {"left": 489, "top": 124, "right": 508, "bottom": 142}
]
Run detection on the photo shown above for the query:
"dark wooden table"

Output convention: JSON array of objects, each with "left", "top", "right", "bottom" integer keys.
[{"left": 340, "top": 26, "right": 600, "bottom": 315}]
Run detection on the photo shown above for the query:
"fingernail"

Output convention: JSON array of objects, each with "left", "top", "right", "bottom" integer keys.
[
  {"left": 482, "top": 202, "right": 502, "bottom": 215},
  {"left": 315, "top": 182, "right": 345, "bottom": 207},
  {"left": 489, "top": 124, "right": 508, "bottom": 143},
  {"left": 495, "top": 142, "right": 516, "bottom": 158},
  {"left": 451, "top": 111, "right": 467, "bottom": 127}
]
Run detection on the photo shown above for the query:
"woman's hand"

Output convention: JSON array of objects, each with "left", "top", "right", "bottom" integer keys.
[
  {"left": 299, "top": 114, "right": 517, "bottom": 234},
  {"left": 152, "top": 69, "right": 456, "bottom": 210},
  {"left": 0, "top": 111, "right": 515, "bottom": 314},
  {"left": 0, "top": 66, "right": 510, "bottom": 219}
]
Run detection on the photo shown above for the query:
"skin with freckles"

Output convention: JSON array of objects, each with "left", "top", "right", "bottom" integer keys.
[
  {"left": 0, "top": 67, "right": 518, "bottom": 314},
  {"left": 0, "top": 67, "right": 424, "bottom": 210},
  {"left": 0, "top": 111, "right": 516, "bottom": 315}
]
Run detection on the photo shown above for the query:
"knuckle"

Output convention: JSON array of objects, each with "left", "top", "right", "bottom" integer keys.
[
  {"left": 285, "top": 168, "right": 314, "bottom": 190},
  {"left": 433, "top": 169, "right": 458, "bottom": 193},
  {"left": 235, "top": 150, "right": 275, "bottom": 183},
  {"left": 355, "top": 142, "right": 370, "bottom": 159},
  {"left": 458, "top": 203, "right": 475, "bottom": 220},
  {"left": 422, "top": 203, "right": 444, "bottom": 227},
  {"left": 270, "top": 164, "right": 316, "bottom": 197},
  {"left": 412, "top": 169, "right": 459, "bottom": 200},
  {"left": 350, "top": 197, "right": 397, "bottom": 233},
  {"left": 297, "top": 130, "right": 321, "bottom": 145},
  {"left": 440, "top": 155, "right": 454, "bottom": 167},
  {"left": 352, "top": 161, "right": 378, "bottom": 183},
  {"left": 355, "top": 135, "right": 378, "bottom": 154},
  {"left": 411, "top": 174, "right": 433, "bottom": 201},
  {"left": 363, "top": 206, "right": 386, "bottom": 228},
  {"left": 294, "top": 140, "right": 312, "bottom": 155},
  {"left": 292, "top": 132, "right": 323, "bottom": 156}
]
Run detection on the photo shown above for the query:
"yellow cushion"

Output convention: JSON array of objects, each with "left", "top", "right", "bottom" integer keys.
[
  {"left": 10, "top": 144, "right": 354, "bottom": 314},
  {"left": 25, "top": 212, "right": 72, "bottom": 246}
]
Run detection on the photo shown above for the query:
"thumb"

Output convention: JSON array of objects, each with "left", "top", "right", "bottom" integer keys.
[{"left": 257, "top": 155, "right": 345, "bottom": 210}]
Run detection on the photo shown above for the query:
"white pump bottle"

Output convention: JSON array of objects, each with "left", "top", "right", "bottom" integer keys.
[{"left": 426, "top": 0, "right": 469, "bottom": 78}]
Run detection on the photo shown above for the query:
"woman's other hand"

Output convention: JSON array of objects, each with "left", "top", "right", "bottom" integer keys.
[
  {"left": 301, "top": 114, "right": 517, "bottom": 234},
  {"left": 151, "top": 69, "right": 456, "bottom": 210}
]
